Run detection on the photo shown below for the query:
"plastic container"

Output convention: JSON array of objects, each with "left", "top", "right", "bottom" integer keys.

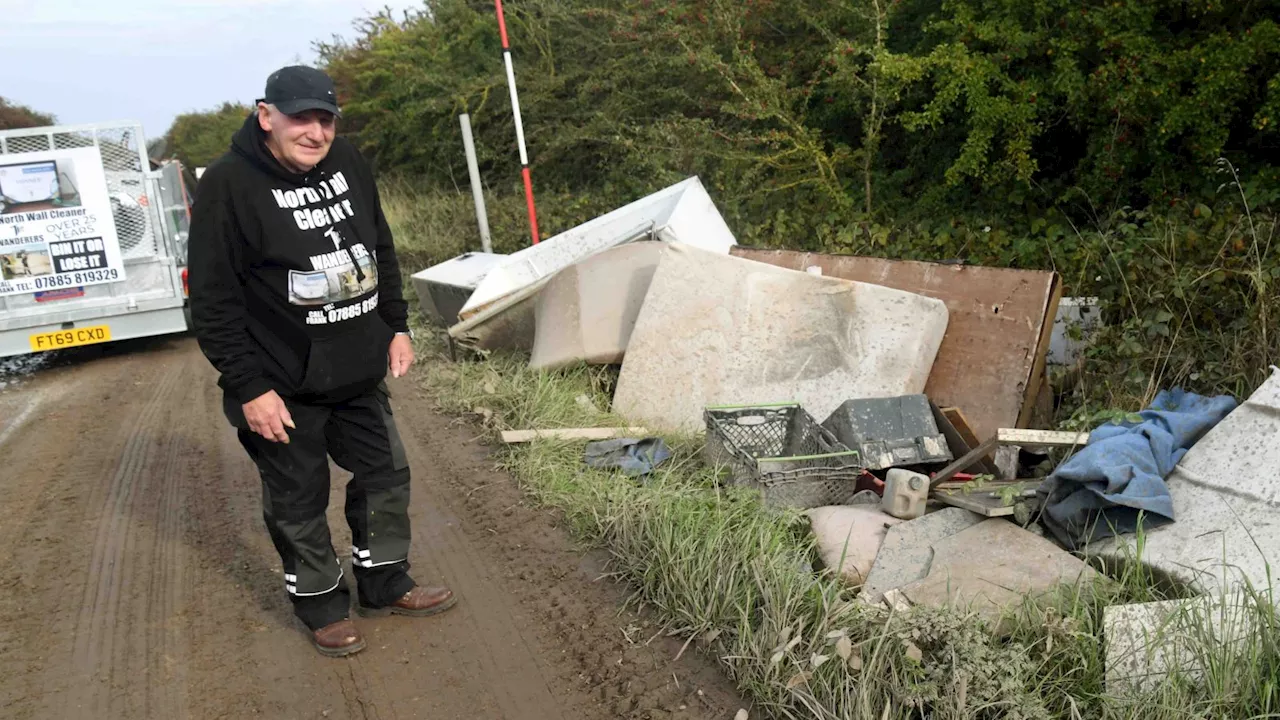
[
  {"left": 703, "top": 403, "right": 862, "bottom": 509},
  {"left": 882, "top": 469, "right": 929, "bottom": 520}
]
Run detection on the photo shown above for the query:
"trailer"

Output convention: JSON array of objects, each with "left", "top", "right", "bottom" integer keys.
[{"left": 0, "top": 121, "right": 188, "bottom": 358}]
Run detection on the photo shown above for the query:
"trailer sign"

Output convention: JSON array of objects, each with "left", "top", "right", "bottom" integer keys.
[
  {"left": 0, "top": 147, "right": 126, "bottom": 297},
  {"left": 34, "top": 287, "right": 85, "bottom": 302}
]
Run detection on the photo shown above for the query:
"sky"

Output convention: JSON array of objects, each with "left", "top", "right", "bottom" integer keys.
[{"left": 0, "top": 0, "right": 424, "bottom": 143}]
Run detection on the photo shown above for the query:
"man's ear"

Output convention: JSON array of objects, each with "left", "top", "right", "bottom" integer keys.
[{"left": 257, "top": 103, "right": 272, "bottom": 133}]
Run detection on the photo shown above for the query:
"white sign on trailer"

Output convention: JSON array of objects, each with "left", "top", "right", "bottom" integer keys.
[{"left": 0, "top": 146, "right": 126, "bottom": 297}]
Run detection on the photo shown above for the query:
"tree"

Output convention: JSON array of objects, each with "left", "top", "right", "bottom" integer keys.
[
  {"left": 162, "top": 102, "right": 254, "bottom": 170},
  {"left": 0, "top": 97, "right": 55, "bottom": 130}
]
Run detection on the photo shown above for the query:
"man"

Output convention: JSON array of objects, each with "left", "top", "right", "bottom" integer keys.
[{"left": 188, "top": 65, "right": 455, "bottom": 657}]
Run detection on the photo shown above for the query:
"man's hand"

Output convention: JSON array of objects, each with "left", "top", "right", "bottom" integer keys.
[
  {"left": 389, "top": 333, "right": 415, "bottom": 378},
  {"left": 243, "top": 390, "right": 295, "bottom": 443}
]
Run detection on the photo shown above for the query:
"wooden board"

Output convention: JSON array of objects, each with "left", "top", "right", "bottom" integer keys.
[
  {"left": 732, "top": 248, "right": 1059, "bottom": 440},
  {"left": 501, "top": 427, "right": 649, "bottom": 443},
  {"left": 935, "top": 480, "right": 1041, "bottom": 517},
  {"left": 931, "top": 403, "right": 999, "bottom": 475},
  {"left": 1018, "top": 275, "right": 1063, "bottom": 428},
  {"left": 927, "top": 428, "right": 1089, "bottom": 489},
  {"left": 935, "top": 492, "right": 1017, "bottom": 517},
  {"left": 995, "top": 428, "right": 1090, "bottom": 446}
]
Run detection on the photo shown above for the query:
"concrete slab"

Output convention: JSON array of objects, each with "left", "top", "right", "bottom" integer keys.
[
  {"left": 1104, "top": 593, "right": 1259, "bottom": 696},
  {"left": 859, "top": 507, "right": 985, "bottom": 604},
  {"left": 806, "top": 506, "right": 904, "bottom": 585},
  {"left": 529, "top": 242, "right": 664, "bottom": 371},
  {"left": 1091, "top": 369, "right": 1280, "bottom": 594},
  {"left": 613, "top": 243, "right": 949, "bottom": 433},
  {"left": 897, "top": 519, "right": 1100, "bottom": 626}
]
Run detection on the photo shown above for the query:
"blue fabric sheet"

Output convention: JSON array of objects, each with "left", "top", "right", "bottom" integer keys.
[{"left": 1039, "top": 388, "right": 1237, "bottom": 550}]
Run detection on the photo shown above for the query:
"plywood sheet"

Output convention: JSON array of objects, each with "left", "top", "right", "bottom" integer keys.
[{"left": 732, "top": 248, "right": 1059, "bottom": 439}]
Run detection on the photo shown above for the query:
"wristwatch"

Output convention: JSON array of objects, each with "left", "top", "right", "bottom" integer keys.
[{"left": 396, "top": 329, "right": 414, "bottom": 339}]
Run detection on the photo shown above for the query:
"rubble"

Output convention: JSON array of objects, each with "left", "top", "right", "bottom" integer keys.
[
  {"left": 892, "top": 519, "right": 1100, "bottom": 627},
  {"left": 859, "top": 507, "right": 985, "bottom": 604},
  {"left": 1104, "top": 593, "right": 1259, "bottom": 696},
  {"left": 806, "top": 505, "right": 904, "bottom": 584},
  {"left": 614, "top": 243, "right": 949, "bottom": 433}
]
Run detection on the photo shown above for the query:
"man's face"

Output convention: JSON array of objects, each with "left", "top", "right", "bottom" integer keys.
[{"left": 258, "top": 103, "right": 336, "bottom": 173}]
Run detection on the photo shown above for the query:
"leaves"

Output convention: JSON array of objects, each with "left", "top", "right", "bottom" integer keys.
[
  {"left": 162, "top": 102, "right": 254, "bottom": 170},
  {"left": 903, "top": 640, "right": 923, "bottom": 663}
]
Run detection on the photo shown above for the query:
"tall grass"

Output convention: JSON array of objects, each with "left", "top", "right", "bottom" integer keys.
[
  {"left": 388, "top": 184, "right": 1280, "bottom": 719},
  {"left": 408, "top": 338, "right": 1280, "bottom": 719}
]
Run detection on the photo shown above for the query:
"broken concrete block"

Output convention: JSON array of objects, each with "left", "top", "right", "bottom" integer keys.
[
  {"left": 1105, "top": 593, "right": 1259, "bottom": 696},
  {"left": 859, "top": 507, "right": 985, "bottom": 604},
  {"left": 806, "top": 506, "right": 904, "bottom": 585},
  {"left": 1091, "top": 369, "right": 1280, "bottom": 595},
  {"left": 895, "top": 519, "right": 1100, "bottom": 625},
  {"left": 614, "top": 243, "right": 949, "bottom": 432}
]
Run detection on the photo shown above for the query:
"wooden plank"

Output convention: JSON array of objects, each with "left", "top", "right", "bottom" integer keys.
[
  {"left": 927, "top": 435, "right": 999, "bottom": 490},
  {"left": 934, "top": 479, "right": 1028, "bottom": 492},
  {"left": 934, "top": 491, "right": 1017, "bottom": 517},
  {"left": 928, "top": 428, "right": 1086, "bottom": 490},
  {"left": 935, "top": 479, "right": 1042, "bottom": 517},
  {"left": 732, "top": 248, "right": 1059, "bottom": 439},
  {"left": 995, "top": 428, "right": 1089, "bottom": 447},
  {"left": 932, "top": 404, "right": 999, "bottom": 475},
  {"left": 1018, "top": 273, "right": 1063, "bottom": 428},
  {"left": 942, "top": 407, "right": 982, "bottom": 449},
  {"left": 501, "top": 427, "right": 649, "bottom": 443}
]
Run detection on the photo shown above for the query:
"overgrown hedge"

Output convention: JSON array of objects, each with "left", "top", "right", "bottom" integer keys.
[{"left": 317, "top": 0, "right": 1280, "bottom": 238}]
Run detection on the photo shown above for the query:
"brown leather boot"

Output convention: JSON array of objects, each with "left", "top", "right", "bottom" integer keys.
[
  {"left": 357, "top": 585, "right": 457, "bottom": 618},
  {"left": 311, "top": 619, "right": 366, "bottom": 657}
]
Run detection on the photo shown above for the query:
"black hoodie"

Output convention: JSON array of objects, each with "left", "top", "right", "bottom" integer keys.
[{"left": 188, "top": 112, "right": 409, "bottom": 405}]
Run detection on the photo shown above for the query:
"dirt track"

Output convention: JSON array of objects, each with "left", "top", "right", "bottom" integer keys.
[{"left": 0, "top": 336, "right": 743, "bottom": 720}]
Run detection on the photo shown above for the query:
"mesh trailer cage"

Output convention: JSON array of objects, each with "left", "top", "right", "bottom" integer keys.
[
  {"left": 703, "top": 403, "right": 863, "bottom": 509},
  {"left": 0, "top": 124, "right": 160, "bottom": 261}
]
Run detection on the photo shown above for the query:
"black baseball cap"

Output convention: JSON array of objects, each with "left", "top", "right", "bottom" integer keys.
[{"left": 258, "top": 65, "right": 342, "bottom": 117}]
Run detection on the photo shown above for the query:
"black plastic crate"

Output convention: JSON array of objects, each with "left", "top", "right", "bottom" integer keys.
[{"left": 703, "top": 403, "right": 863, "bottom": 508}]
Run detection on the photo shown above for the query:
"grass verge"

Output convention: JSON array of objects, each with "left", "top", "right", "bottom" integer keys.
[{"left": 409, "top": 332, "right": 1280, "bottom": 720}]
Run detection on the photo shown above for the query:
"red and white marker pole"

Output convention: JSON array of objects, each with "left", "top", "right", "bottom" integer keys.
[{"left": 494, "top": 0, "right": 540, "bottom": 245}]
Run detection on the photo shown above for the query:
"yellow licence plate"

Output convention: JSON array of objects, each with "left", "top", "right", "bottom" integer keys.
[{"left": 29, "top": 325, "right": 112, "bottom": 352}]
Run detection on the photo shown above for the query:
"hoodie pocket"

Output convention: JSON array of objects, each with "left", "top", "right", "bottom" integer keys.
[{"left": 299, "top": 318, "right": 395, "bottom": 400}]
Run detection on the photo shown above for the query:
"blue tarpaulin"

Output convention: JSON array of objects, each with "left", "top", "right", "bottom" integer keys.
[
  {"left": 1039, "top": 388, "right": 1237, "bottom": 550},
  {"left": 584, "top": 437, "right": 672, "bottom": 477}
]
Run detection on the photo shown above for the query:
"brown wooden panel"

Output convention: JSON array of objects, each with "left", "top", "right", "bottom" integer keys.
[{"left": 731, "top": 248, "right": 1058, "bottom": 439}]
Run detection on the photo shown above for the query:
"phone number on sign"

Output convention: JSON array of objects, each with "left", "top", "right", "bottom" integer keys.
[{"left": 33, "top": 269, "right": 120, "bottom": 289}]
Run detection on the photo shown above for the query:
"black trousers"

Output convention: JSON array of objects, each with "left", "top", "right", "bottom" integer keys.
[{"left": 227, "top": 383, "right": 416, "bottom": 630}]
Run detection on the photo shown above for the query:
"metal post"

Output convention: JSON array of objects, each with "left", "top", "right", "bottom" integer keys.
[
  {"left": 493, "top": 0, "right": 540, "bottom": 245},
  {"left": 459, "top": 113, "right": 492, "bottom": 253}
]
